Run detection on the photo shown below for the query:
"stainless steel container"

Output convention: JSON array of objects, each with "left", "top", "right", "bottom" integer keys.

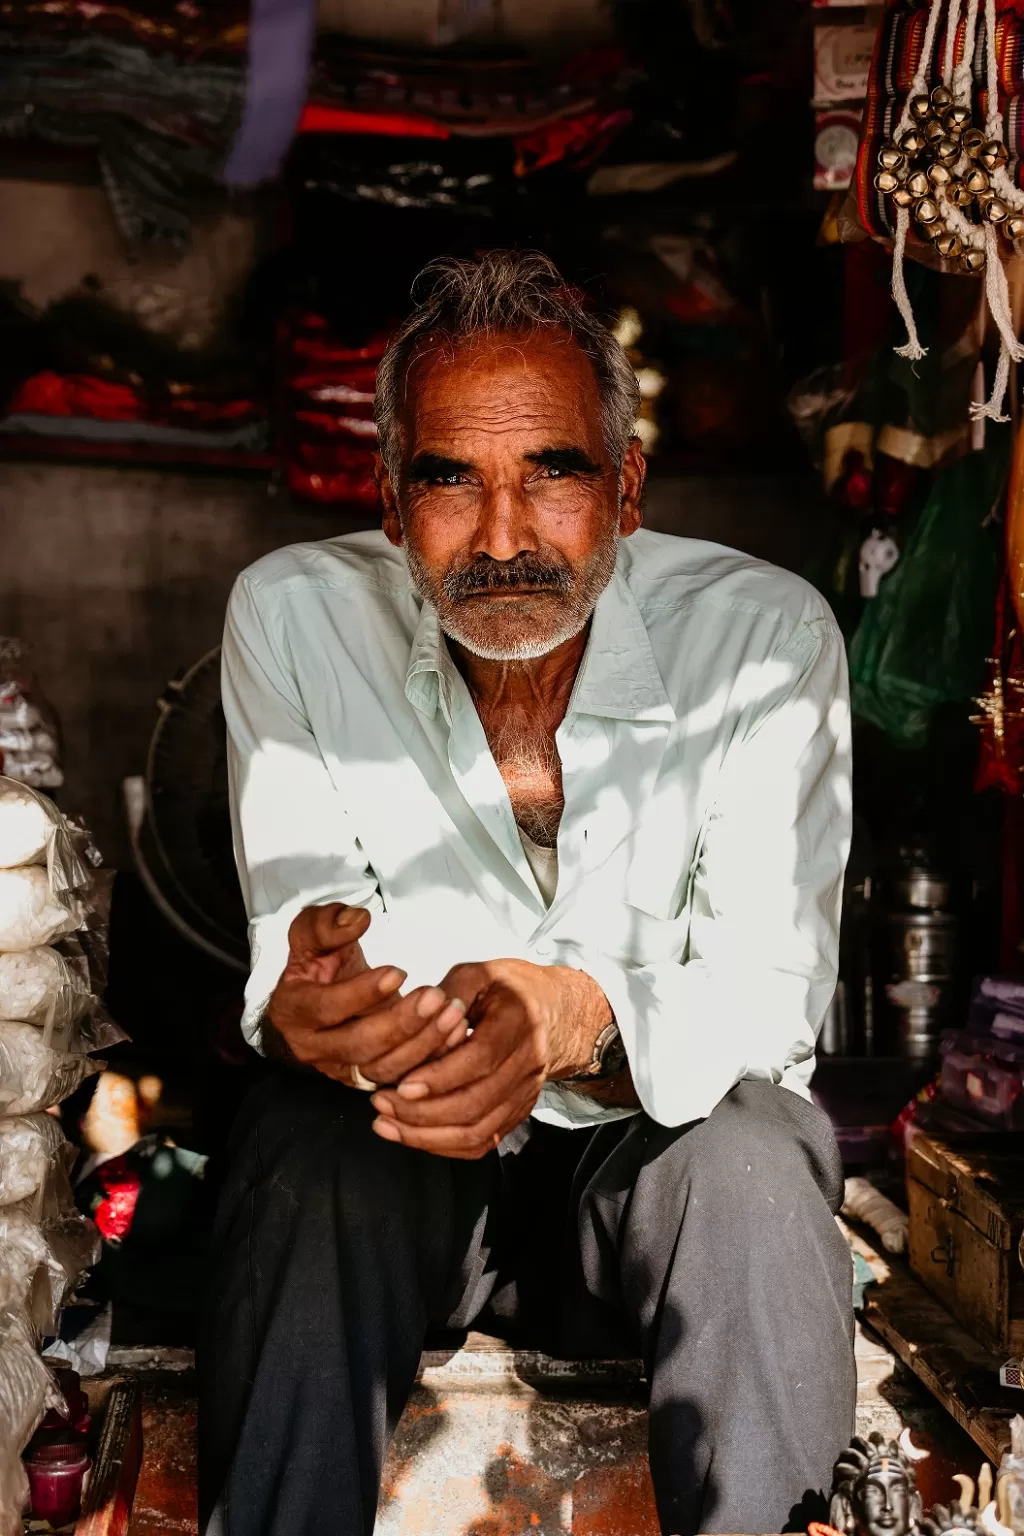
[{"left": 874, "top": 848, "right": 958, "bottom": 1063}]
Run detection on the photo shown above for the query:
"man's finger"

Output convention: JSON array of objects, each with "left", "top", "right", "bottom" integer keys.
[
  {"left": 275, "top": 965, "right": 405, "bottom": 1033},
  {"left": 390, "top": 1000, "right": 518, "bottom": 1099},
  {"left": 438, "top": 962, "right": 493, "bottom": 1014},
  {"left": 360, "top": 998, "right": 467, "bottom": 1084},
  {"left": 371, "top": 1041, "right": 534, "bottom": 1127},
  {"left": 288, "top": 903, "right": 371, "bottom": 959},
  {"left": 372, "top": 1091, "right": 536, "bottom": 1159}
]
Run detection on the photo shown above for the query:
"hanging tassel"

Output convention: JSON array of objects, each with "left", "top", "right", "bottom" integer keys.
[
  {"left": 970, "top": 340, "right": 1011, "bottom": 422},
  {"left": 893, "top": 209, "right": 928, "bottom": 360}
]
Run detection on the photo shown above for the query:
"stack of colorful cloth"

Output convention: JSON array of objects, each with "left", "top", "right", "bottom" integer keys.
[
  {"left": 0, "top": 0, "right": 247, "bottom": 249},
  {"left": 276, "top": 310, "right": 385, "bottom": 505},
  {"left": 939, "top": 976, "right": 1024, "bottom": 1129}
]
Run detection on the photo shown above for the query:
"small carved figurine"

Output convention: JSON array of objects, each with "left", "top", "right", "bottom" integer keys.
[{"left": 829, "top": 1432, "right": 924, "bottom": 1536}]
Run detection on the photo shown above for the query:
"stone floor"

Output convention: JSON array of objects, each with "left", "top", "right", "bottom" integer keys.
[{"left": 117, "top": 1319, "right": 989, "bottom": 1536}]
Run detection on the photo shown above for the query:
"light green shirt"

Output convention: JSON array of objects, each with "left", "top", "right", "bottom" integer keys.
[{"left": 222, "top": 528, "right": 851, "bottom": 1130}]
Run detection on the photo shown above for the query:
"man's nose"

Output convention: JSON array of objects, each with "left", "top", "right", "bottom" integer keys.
[{"left": 470, "top": 480, "right": 537, "bottom": 562}]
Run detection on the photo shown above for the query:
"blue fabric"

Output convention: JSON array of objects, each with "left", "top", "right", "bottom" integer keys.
[{"left": 224, "top": 0, "right": 317, "bottom": 187}]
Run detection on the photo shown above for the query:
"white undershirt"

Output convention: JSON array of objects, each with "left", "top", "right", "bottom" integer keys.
[{"left": 518, "top": 828, "right": 559, "bottom": 907}]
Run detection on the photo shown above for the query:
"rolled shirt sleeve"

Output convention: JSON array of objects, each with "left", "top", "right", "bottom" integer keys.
[
  {"left": 565, "top": 619, "right": 852, "bottom": 1129},
  {"left": 222, "top": 574, "right": 387, "bottom": 1047}
]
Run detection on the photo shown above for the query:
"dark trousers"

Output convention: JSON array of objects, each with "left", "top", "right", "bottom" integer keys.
[{"left": 198, "top": 1069, "right": 855, "bottom": 1536}]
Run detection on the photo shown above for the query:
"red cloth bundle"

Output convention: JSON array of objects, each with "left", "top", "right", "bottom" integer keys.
[{"left": 277, "top": 312, "right": 388, "bottom": 506}]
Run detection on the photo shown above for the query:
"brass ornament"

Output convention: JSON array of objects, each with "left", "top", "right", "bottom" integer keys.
[
  {"left": 980, "top": 139, "right": 1010, "bottom": 171},
  {"left": 983, "top": 195, "right": 1010, "bottom": 223},
  {"left": 934, "top": 229, "right": 964, "bottom": 257},
  {"left": 924, "top": 220, "right": 948, "bottom": 241},
  {"left": 962, "top": 127, "right": 986, "bottom": 158},
  {"left": 1005, "top": 213, "right": 1024, "bottom": 240},
  {"left": 927, "top": 161, "right": 952, "bottom": 186},
  {"left": 914, "top": 196, "right": 941, "bottom": 225},
  {"left": 899, "top": 129, "right": 927, "bottom": 156},
  {"left": 909, "top": 93, "right": 933, "bottom": 121},
  {"left": 946, "top": 179, "right": 973, "bottom": 206},
  {"left": 944, "top": 105, "right": 972, "bottom": 133},
  {"left": 878, "top": 145, "right": 907, "bottom": 172},
  {"left": 875, "top": 169, "right": 902, "bottom": 194},
  {"left": 930, "top": 84, "right": 954, "bottom": 111},
  {"left": 961, "top": 246, "right": 987, "bottom": 272},
  {"left": 964, "top": 165, "right": 991, "bottom": 195},
  {"left": 924, "top": 116, "right": 947, "bottom": 145},
  {"left": 906, "top": 169, "right": 931, "bottom": 198},
  {"left": 934, "top": 136, "right": 961, "bottom": 165},
  {"left": 892, "top": 185, "right": 916, "bottom": 208}
]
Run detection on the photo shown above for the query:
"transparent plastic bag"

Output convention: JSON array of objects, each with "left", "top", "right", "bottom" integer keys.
[
  {"left": 0, "top": 947, "right": 124, "bottom": 1052},
  {"left": 0, "top": 640, "right": 62, "bottom": 793},
  {"left": 0, "top": 1022, "right": 102, "bottom": 1115},
  {"left": 0, "top": 779, "right": 55, "bottom": 869},
  {"left": 0, "top": 1307, "right": 60, "bottom": 1536},
  {"left": 0, "top": 1207, "right": 99, "bottom": 1334},
  {"left": 0, "top": 867, "right": 82, "bottom": 952},
  {"left": 0, "top": 1115, "right": 75, "bottom": 1213}
]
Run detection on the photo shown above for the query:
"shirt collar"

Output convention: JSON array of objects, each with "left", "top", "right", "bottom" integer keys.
[{"left": 403, "top": 557, "right": 675, "bottom": 725}]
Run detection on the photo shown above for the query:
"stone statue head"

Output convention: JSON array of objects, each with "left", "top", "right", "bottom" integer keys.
[{"left": 830, "top": 1433, "right": 923, "bottom": 1536}]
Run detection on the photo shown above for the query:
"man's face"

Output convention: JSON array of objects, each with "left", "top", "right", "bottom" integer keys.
[
  {"left": 379, "top": 329, "right": 645, "bottom": 662},
  {"left": 856, "top": 1463, "right": 912, "bottom": 1536}
]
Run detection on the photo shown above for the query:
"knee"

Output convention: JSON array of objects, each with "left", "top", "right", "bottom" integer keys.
[
  {"left": 219, "top": 1067, "right": 392, "bottom": 1235},
  {"left": 659, "top": 1079, "right": 844, "bottom": 1227}
]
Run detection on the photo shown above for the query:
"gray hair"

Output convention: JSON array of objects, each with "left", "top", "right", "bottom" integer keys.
[{"left": 374, "top": 249, "right": 641, "bottom": 479}]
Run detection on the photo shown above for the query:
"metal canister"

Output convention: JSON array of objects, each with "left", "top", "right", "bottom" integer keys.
[{"left": 874, "top": 847, "right": 958, "bottom": 1063}]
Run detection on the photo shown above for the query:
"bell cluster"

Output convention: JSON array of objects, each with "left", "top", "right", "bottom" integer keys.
[{"left": 874, "top": 83, "right": 1020, "bottom": 271}]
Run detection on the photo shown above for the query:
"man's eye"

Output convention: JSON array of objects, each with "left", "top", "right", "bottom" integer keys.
[
  {"left": 431, "top": 473, "right": 464, "bottom": 487},
  {"left": 540, "top": 465, "right": 572, "bottom": 480}
]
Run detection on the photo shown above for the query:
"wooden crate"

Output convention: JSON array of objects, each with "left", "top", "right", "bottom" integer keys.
[
  {"left": 76, "top": 1378, "right": 142, "bottom": 1536},
  {"left": 908, "top": 1131, "right": 1024, "bottom": 1356}
]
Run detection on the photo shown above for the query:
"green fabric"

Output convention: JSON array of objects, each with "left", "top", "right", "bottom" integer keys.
[{"left": 847, "top": 432, "right": 1007, "bottom": 749}]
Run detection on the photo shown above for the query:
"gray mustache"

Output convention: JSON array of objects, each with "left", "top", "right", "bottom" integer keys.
[{"left": 442, "top": 554, "right": 573, "bottom": 602}]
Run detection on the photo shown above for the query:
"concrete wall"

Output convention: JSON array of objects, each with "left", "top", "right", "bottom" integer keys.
[{"left": 0, "top": 460, "right": 828, "bottom": 867}]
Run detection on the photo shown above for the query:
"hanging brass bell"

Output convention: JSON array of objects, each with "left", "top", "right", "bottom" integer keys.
[
  {"left": 964, "top": 165, "right": 991, "bottom": 195},
  {"left": 960, "top": 247, "right": 987, "bottom": 272},
  {"left": 906, "top": 169, "right": 931, "bottom": 198},
  {"left": 1005, "top": 213, "right": 1024, "bottom": 240},
  {"left": 983, "top": 195, "right": 1010, "bottom": 222},
  {"left": 924, "top": 220, "right": 948, "bottom": 242},
  {"left": 962, "top": 127, "right": 986, "bottom": 158},
  {"left": 899, "top": 128, "right": 928, "bottom": 156},
  {"left": 944, "top": 105, "right": 972, "bottom": 134},
  {"left": 875, "top": 170, "right": 901, "bottom": 194},
  {"left": 927, "top": 162, "right": 952, "bottom": 187},
  {"left": 934, "top": 137, "right": 961, "bottom": 165},
  {"left": 909, "top": 93, "right": 933, "bottom": 121},
  {"left": 924, "top": 117, "right": 947, "bottom": 145},
  {"left": 892, "top": 185, "right": 916, "bottom": 208},
  {"left": 934, "top": 229, "right": 964, "bottom": 258},
  {"left": 930, "top": 84, "right": 954, "bottom": 111},
  {"left": 878, "top": 144, "right": 906, "bottom": 172},
  {"left": 979, "top": 139, "right": 1010, "bottom": 171},
  {"left": 946, "top": 178, "right": 973, "bottom": 206},
  {"left": 914, "top": 196, "right": 941, "bottom": 225}
]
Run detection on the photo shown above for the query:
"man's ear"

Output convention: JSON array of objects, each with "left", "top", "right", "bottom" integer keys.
[
  {"left": 617, "top": 437, "right": 646, "bottom": 538},
  {"left": 376, "top": 455, "right": 403, "bottom": 547}
]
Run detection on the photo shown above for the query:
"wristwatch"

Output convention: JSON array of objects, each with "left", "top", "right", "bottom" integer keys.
[{"left": 557, "top": 1019, "right": 627, "bottom": 1083}]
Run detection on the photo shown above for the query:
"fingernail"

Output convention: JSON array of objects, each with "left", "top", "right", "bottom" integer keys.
[
  {"left": 438, "top": 997, "right": 466, "bottom": 1023},
  {"left": 397, "top": 1080, "right": 429, "bottom": 1100},
  {"left": 373, "top": 1117, "right": 401, "bottom": 1141},
  {"left": 444, "top": 1021, "right": 468, "bottom": 1049},
  {"left": 378, "top": 968, "right": 406, "bottom": 993},
  {"left": 416, "top": 987, "right": 445, "bottom": 1018},
  {"left": 335, "top": 907, "right": 360, "bottom": 926}
]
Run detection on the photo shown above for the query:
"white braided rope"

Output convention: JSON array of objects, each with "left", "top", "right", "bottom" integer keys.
[
  {"left": 953, "top": 0, "right": 981, "bottom": 104},
  {"left": 943, "top": 0, "right": 964, "bottom": 83},
  {"left": 892, "top": 0, "right": 948, "bottom": 358},
  {"left": 970, "top": 338, "right": 1011, "bottom": 420}
]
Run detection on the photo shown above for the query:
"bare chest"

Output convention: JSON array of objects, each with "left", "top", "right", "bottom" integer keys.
[{"left": 477, "top": 711, "right": 564, "bottom": 848}]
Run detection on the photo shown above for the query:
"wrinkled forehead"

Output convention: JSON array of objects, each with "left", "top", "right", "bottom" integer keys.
[{"left": 398, "top": 329, "right": 607, "bottom": 458}]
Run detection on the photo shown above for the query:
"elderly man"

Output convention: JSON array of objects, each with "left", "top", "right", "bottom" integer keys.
[{"left": 201, "top": 251, "right": 855, "bottom": 1536}]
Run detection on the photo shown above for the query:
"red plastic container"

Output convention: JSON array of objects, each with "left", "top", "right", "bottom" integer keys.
[{"left": 24, "top": 1435, "right": 91, "bottom": 1527}]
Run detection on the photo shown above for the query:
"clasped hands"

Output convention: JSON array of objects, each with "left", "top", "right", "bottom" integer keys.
[{"left": 265, "top": 902, "right": 614, "bottom": 1158}]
